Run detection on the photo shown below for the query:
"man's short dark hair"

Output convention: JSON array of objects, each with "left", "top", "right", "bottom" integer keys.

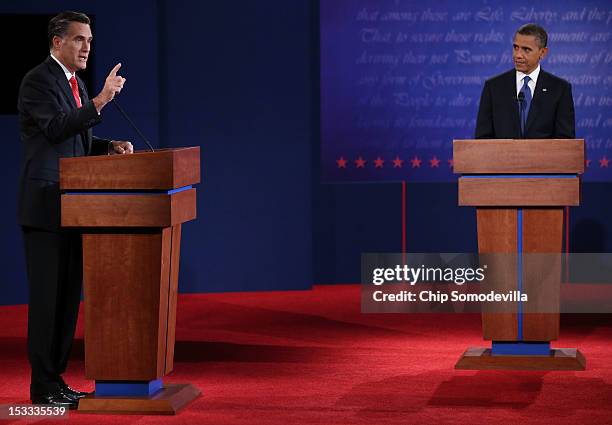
[
  {"left": 515, "top": 23, "right": 548, "bottom": 48},
  {"left": 48, "top": 11, "right": 90, "bottom": 49}
]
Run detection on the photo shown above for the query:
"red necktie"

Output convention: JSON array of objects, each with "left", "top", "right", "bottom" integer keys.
[{"left": 69, "top": 75, "right": 82, "bottom": 108}]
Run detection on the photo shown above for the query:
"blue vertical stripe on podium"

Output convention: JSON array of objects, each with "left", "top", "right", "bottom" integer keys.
[{"left": 518, "top": 208, "right": 523, "bottom": 341}]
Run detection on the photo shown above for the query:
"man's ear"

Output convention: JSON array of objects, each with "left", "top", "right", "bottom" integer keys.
[
  {"left": 52, "top": 35, "right": 63, "bottom": 50},
  {"left": 539, "top": 47, "right": 549, "bottom": 61}
]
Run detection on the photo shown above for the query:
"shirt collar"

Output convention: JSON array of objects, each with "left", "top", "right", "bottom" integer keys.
[
  {"left": 516, "top": 64, "right": 541, "bottom": 86},
  {"left": 50, "top": 53, "right": 75, "bottom": 81}
]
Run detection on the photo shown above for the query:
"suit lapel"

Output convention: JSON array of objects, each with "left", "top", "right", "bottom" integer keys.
[
  {"left": 77, "top": 78, "right": 88, "bottom": 103},
  {"left": 45, "top": 57, "right": 78, "bottom": 109},
  {"left": 507, "top": 70, "right": 521, "bottom": 138},
  {"left": 524, "top": 70, "right": 548, "bottom": 135},
  {"left": 77, "top": 77, "right": 93, "bottom": 154},
  {"left": 45, "top": 57, "right": 91, "bottom": 155}
]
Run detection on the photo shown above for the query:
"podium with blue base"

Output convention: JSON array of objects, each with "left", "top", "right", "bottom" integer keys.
[
  {"left": 59, "top": 147, "right": 201, "bottom": 414},
  {"left": 452, "top": 139, "right": 586, "bottom": 371}
]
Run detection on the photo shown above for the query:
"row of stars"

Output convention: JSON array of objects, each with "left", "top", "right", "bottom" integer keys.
[
  {"left": 336, "top": 156, "right": 450, "bottom": 169},
  {"left": 335, "top": 156, "right": 611, "bottom": 169}
]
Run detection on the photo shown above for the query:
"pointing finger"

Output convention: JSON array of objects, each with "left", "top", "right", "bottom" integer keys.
[{"left": 109, "top": 63, "right": 122, "bottom": 77}]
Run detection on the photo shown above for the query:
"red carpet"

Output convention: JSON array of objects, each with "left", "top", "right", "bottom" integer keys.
[{"left": 1, "top": 284, "right": 611, "bottom": 424}]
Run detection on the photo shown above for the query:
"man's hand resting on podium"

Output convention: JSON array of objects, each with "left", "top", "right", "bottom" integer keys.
[{"left": 109, "top": 140, "right": 134, "bottom": 154}]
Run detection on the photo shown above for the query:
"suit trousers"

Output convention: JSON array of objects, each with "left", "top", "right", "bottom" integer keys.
[{"left": 22, "top": 226, "right": 82, "bottom": 395}]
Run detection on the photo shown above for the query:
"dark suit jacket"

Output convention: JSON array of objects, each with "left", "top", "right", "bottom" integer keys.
[
  {"left": 17, "top": 56, "right": 110, "bottom": 231},
  {"left": 475, "top": 68, "right": 575, "bottom": 139}
]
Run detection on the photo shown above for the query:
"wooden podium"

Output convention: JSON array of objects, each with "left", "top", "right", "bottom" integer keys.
[
  {"left": 452, "top": 139, "right": 586, "bottom": 370},
  {"left": 59, "top": 147, "right": 201, "bottom": 414}
]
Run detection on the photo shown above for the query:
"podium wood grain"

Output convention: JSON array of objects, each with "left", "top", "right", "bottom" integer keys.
[
  {"left": 60, "top": 147, "right": 200, "bottom": 190},
  {"left": 459, "top": 177, "right": 580, "bottom": 206},
  {"left": 165, "top": 225, "right": 181, "bottom": 374},
  {"left": 453, "top": 139, "right": 584, "bottom": 174},
  {"left": 82, "top": 227, "right": 181, "bottom": 380},
  {"left": 477, "top": 209, "right": 518, "bottom": 341},
  {"left": 61, "top": 188, "right": 196, "bottom": 228},
  {"left": 522, "top": 209, "right": 563, "bottom": 341}
]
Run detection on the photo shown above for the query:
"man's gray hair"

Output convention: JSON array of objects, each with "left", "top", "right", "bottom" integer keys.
[{"left": 48, "top": 11, "right": 90, "bottom": 49}]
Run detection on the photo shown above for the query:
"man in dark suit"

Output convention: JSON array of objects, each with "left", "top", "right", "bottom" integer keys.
[
  {"left": 17, "top": 11, "right": 133, "bottom": 408},
  {"left": 475, "top": 23, "right": 575, "bottom": 139}
]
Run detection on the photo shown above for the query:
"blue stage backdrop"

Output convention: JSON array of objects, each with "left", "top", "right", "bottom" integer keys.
[{"left": 321, "top": 0, "right": 612, "bottom": 182}]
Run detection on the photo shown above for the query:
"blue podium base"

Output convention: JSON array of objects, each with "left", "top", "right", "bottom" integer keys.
[
  {"left": 95, "top": 379, "right": 163, "bottom": 397},
  {"left": 79, "top": 383, "right": 201, "bottom": 415},
  {"left": 491, "top": 342, "right": 551, "bottom": 356}
]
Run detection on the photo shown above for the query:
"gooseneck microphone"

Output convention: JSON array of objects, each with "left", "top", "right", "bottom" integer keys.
[
  {"left": 111, "top": 99, "right": 155, "bottom": 152},
  {"left": 517, "top": 91, "right": 525, "bottom": 139}
]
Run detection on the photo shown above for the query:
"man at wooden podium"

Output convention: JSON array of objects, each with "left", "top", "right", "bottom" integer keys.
[
  {"left": 475, "top": 23, "right": 576, "bottom": 139},
  {"left": 458, "top": 23, "right": 585, "bottom": 370},
  {"left": 17, "top": 11, "right": 133, "bottom": 408}
]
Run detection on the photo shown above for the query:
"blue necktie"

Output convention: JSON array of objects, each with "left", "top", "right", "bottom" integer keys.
[{"left": 520, "top": 76, "right": 532, "bottom": 134}]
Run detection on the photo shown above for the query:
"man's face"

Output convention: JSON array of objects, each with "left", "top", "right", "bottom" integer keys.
[
  {"left": 53, "top": 22, "right": 92, "bottom": 72},
  {"left": 512, "top": 33, "right": 547, "bottom": 74}
]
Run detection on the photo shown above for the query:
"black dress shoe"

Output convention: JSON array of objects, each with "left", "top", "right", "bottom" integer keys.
[
  {"left": 31, "top": 391, "right": 78, "bottom": 409},
  {"left": 58, "top": 381, "right": 91, "bottom": 400}
]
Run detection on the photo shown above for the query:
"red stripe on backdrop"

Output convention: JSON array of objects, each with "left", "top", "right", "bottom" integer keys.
[{"left": 402, "top": 181, "right": 407, "bottom": 264}]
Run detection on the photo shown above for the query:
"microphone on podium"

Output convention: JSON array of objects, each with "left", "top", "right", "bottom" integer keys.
[{"left": 111, "top": 99, "right": 155, "bottom": 152}]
